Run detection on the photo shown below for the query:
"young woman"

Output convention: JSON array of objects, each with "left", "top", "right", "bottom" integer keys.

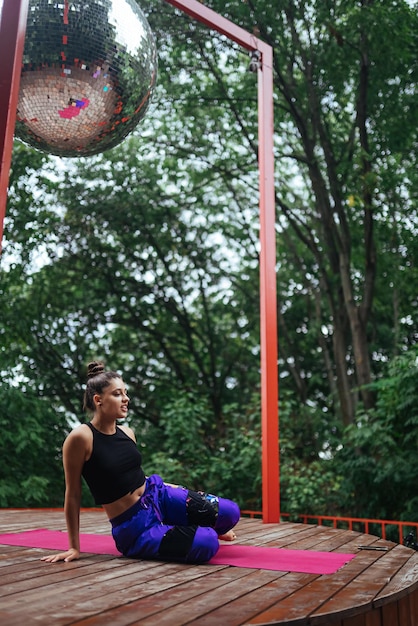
[{"left": 41, "top": 361, "right": 240, "bottom": 564}]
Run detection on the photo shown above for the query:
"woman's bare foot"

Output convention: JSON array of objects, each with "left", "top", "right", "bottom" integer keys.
[{"left": 218, "top": 530, "right": 237, "bottom": 541}]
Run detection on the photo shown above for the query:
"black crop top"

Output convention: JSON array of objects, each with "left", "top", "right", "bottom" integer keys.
[{"left": 81, "top": 422, "right": 146, "bottom": 505}]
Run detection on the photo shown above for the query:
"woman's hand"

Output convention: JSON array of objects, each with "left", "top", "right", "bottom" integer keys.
[{"left": 40, "top": 548, "right": 80, "bottom": 563}]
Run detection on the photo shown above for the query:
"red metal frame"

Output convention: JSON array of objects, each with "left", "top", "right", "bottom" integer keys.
[
  {"left": 293, "top": 514, "right": 418, "bottom": 543},
  {"left": 0, "top": 0, "right": 30, "bottom": 250},
  {"left": 242, "top": 510, "right": 418, "bottom": 546},
  {"left": 0, "top": 0, "right": 279, "bottom": 522}
]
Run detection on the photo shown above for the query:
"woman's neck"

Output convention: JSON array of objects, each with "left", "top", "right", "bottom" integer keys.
[{"left": 90, "top": 418, "right": 117, "bottom": 435}]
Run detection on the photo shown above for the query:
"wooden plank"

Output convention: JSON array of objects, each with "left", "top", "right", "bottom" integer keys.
[
  {"left": 310, "top": 544, "right": 412, "bottom": 623},
  {"left": 397, "top": 593, "right": 413, "bottom": 626},
  {"left": 272, "top": 526, "right": 344, "bottom": 551},
  {"left": 0, "top": 554, "right": 125, "bottom": 596},
  {"left": 408, "top": 586, "right": 418, "bottom": 623},
  {"left": 364, "top": 610, "right": 383, "bottom": 626},
  {"left": 336, "top": 534, "right": 385, "bottom": 553},
  {"left": 133, "top": 570, "right": 296, "bottom": 626},
  {"left": 0, "top": 558, "right": 182, "bottom": 614},
  {"left": 373, "top": 550, "right": 418, "bottom": 606},
  {"left": 63, "top": 565, "right": 255, "bottom": 626},
  {"left": 241, "top": 523, "right": 317, "bottom": 546},
  {"left": 166, "top": 572, "right": 317, "bottom": 626},
  {"left": 246, "top": 544, "right": 381, "bottom": 625},
  {"left": 342, "top": 614, "right": 367, "bottom": 626},
  {"left": 380, "top": 600, "right": 399, "bottom": 626}
]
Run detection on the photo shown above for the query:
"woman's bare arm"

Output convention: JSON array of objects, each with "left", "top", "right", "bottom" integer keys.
[{"left": 41, "top": 427, "right": 90, "bottom": 563}]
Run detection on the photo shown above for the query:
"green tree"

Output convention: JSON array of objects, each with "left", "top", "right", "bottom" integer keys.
[
  {"left": 336, "top": 347, "right": 418, "bottom": 520},
  {"left": 1, "top": 133, "right": 264, "bottom": 504},
  {"left": 240, "top": 0, "right": 417, "bottom": 424},
  {"left": 0, "top": 385, "right": 67, "bottom": 506}
]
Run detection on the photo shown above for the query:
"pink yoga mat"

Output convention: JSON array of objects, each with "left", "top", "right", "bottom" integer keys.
[{"left": 0, "top": 529, "right": 355, "bottom": 574}]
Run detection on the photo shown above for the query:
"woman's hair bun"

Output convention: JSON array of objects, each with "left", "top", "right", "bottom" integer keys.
[
  {"left": 87, "top": 361, "right": 105, "bottom": 379},
  {"left": 83, "top": 361, "right": 120, "bottom": 412}
]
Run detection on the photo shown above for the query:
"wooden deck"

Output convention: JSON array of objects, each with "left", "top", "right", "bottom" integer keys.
[{"left": 0, "top": 509, "right": 417, "bottom": 625}]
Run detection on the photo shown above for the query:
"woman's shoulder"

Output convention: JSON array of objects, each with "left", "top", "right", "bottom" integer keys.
[
  {"left": 64, "top": 423, "right": 93, "bottom": 447},
  {"left": 118, "top": 423, "right": 136, "bottom": 442},
  {"left": 62, "top": 424, "right": 93, "bottom": 467}
]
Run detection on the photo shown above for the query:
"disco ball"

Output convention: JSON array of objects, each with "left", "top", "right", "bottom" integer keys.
[{"left": 15, "top": 0, "right": 157, "bottom": 157}]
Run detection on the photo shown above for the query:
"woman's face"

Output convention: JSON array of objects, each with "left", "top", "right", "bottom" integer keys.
[{"left": 95, "top": 377, "right": 130, "bottom": 419}]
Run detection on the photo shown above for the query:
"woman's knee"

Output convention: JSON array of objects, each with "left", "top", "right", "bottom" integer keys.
[
  {"left": 187, "top": 527, "right": 219, "bottom": 563},
  {"left": 215, "top": 499, "right": 240, "bottom": 535}
]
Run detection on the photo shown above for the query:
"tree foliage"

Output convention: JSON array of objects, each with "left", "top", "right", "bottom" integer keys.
[
  {"left": 336, "top": 347, "right": 418, "bottom": 520},
  {"left": 0, "top": 384, "right": 67, "bottom": 506}
]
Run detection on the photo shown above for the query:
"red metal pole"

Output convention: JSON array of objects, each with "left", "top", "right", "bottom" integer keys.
[
  {"left": 164, "top": 0, "right": 279, "bottom": 522},
  {"left": 164, "top": 0, "right": 261, "bottom": 49},
  {"left": 0, "top": 0, "right": 30, "bottom": 253},
  {"left": 257, "top": 46, "right": 279, "bottom": 523}
]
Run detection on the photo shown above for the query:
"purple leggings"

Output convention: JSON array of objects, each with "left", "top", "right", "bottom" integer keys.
[{"left": 110, "top": 474, "right": 240, "bottom": 563}]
